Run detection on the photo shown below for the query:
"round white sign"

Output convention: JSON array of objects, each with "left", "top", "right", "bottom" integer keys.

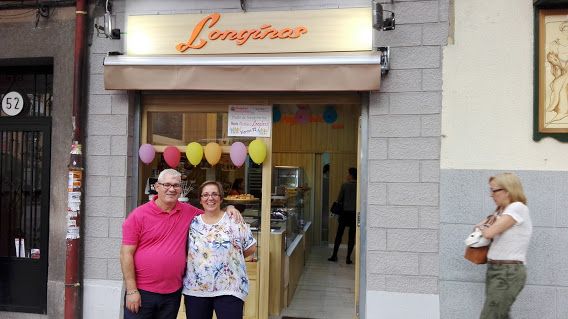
[{"left": 2, "top": 91, "right": 25, "bottom": 116}]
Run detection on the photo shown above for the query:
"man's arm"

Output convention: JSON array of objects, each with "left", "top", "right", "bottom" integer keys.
[
  {"left": 244, "top": 244, "right": 256, "bottom": 258},
  {"left": 225, "top": 205, "right": 244, "bottom": 223},
  {"left": 120, "top": 244, "right": 141, "bottom": 313}
]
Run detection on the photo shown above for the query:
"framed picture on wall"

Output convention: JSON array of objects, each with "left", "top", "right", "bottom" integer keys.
[{"left": 537, "top": 8, "right": 568, "bottom": 134}]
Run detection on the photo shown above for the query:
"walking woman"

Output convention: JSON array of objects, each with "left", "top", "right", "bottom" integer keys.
[
  {"left": 478, "top": 173, "right": 532, "bottom": 318},
  {"left": 328, "top": 167, "right": 357, "bottom": 264},
  {"left": 182, "top": 181, "right": 256, "bottom": 319}
]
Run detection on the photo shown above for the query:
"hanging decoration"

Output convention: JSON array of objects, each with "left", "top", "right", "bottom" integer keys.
[
  {"left": 294, "top": 108, "right": 310, "bottom": 124},
  {"left": 163, "top": 146, "right": 181, "bottom": 168},
  {"left": 323, "top": 105, "right": 338, "bottom": 123},
  {"left": 229, "top": 142, "right": 247, "bottom": 167},
  {"left": 273, "top": 106, "right": 282, "bottom": 123},
  {"left": 138, "top": 144, "right": 156, "bottom": 164},
  {"left": 204, "top": 142, "right": 222, "bottom": 166},
  {"left": 248, "top": 139, "right": 267, "bottom": 164},
  {"left": 186, "top": 142, "right": 204, "bottom": 167}
]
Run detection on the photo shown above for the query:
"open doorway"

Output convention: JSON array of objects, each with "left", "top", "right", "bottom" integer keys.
[{"left": 274, "top": 107, "right": 360, "bottom": 319}]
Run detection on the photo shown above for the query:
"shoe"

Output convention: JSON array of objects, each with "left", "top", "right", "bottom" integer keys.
[
  {"left": 328, "top": 256, "right": 337, "bottom": 262},
  {"left": 346, "top": 259, "right": 353, "bottom": 264}
]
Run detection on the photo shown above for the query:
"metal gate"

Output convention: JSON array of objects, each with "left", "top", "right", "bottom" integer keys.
[{"left": 0, "top": 63, "right": 52, "bottom": 314}]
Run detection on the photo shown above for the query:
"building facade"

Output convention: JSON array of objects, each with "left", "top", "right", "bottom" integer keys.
[{"left": 2, "top": 0, "right": 567, "bottom": 319}]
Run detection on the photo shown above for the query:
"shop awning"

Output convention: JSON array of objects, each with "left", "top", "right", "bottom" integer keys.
[{"left": 103, "top": 52, "right": 382, "bottom": 91}]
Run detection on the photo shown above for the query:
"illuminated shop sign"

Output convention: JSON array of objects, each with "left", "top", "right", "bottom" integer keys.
[
  {"left": 127, "top": 7, "right": 372, "bottom": 55},
  {"left": 176, "top": 13, "right": 308, "bottom": 52}
]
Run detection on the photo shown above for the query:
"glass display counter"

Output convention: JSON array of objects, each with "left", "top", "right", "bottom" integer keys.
[{"left": 223, "top": 196, "right": 261, "bottom": 261}]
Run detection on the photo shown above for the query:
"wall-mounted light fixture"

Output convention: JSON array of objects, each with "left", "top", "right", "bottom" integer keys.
[
  {"left": 378, "top": 46, "right": 390, "bottom": 75},
  {"left": 373, "top": 2, "right": 395, "bottom": 31}
]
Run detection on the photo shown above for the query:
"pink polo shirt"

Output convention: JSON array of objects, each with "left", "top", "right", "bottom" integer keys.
[{"left": 122, "top": 197, "right": 202, "bottom": 294}]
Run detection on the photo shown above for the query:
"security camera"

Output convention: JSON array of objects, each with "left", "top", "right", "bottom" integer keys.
[{"left": 373, "top": 2, "right": 395, "bottom": 31}]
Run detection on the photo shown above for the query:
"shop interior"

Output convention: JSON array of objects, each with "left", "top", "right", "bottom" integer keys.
[{"left": 137, "top": 92, "right": 361, "bottom": 319}]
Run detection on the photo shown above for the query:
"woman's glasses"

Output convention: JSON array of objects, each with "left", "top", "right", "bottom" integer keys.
[
  {"left": 201, "top": 193, "right": 220, "bottom": 199},
  {"left": 490, "top": 188, "right": 504, "bottom": 194}
]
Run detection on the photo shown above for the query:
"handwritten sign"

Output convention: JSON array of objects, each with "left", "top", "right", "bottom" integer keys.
[{"left": 228, "top": 105, "right": 272, "bottom": 137}]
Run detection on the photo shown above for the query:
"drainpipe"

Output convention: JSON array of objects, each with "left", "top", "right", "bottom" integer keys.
[{"left": 65, "top": 0, "right": 87, "bottom": 318}]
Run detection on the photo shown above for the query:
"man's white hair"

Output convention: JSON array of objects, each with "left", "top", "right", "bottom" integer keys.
[{"left": 158, "top": 169, "right": 181, "bottom": 182}]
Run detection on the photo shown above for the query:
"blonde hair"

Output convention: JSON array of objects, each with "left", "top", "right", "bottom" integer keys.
[{"left": 489, "top": 173, "right": 527, "bottom": 205}]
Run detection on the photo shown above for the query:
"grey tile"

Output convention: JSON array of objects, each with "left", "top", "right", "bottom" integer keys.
[
  {"left": 526, "top": 228, "right": 557, "bottom": 285},
  {"left": 558, "top": 287, "right": 568, "bottom": 319},
  {"left": 516, "top": 171, "right": 556, "bottom": 227},
  {"left": 510, "top": 285, "right": 556, "bottom": 319},
  {"left": 439, "top": 224, "right": 486, "bottom": 282},
  {"left": 440, "top": 169, "right": 486, "bottom": 224},
  {"left": 439, "top": 281, "right": 484, "bottom": 319}
]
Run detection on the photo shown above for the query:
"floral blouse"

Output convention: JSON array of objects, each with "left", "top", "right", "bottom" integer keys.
[{"left": 182, "top": 213, "right": 256, "bottom": 301}]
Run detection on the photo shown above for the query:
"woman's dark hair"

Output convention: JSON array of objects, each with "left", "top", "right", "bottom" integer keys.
[
  {"left": 199, "top": 180, "right": 225, "bottom": 198},
  {"left": 348, "top": 167, "right": 357, "bottom": 180}
]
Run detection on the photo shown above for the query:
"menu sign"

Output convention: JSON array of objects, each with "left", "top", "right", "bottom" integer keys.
[{"left": 228, "top": 105, "right": 272, "bottom": 137}]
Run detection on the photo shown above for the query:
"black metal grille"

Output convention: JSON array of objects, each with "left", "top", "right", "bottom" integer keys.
[
  {"left": 0, "top": 130, "right": 46, "bottom": 257},
  {"left": 0, "top": 65, "right": 52, "bottom": 118},
  {"left": 0, "top": 61, "right": 51, "bottom": 313}
]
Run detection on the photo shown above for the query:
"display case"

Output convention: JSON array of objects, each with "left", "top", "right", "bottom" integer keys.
[
  {"left": 223, "top": 196, "right": 261, "bottom": 260},
  {"left": 270, "top": 166, "right": 310, "bottom": 250},
  {"left": 272, "top": 166, "right": 304, "bottom": 190}
]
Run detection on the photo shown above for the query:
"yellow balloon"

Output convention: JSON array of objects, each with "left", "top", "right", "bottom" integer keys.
[
  {"left": 248, "top": 139, "right": 267, "bottom": 164},
  {"left": 204, "top": 142, "right": 222, "bottom": 166},
  {"left": 186, "top": 142, "right": 203, "bottom": 166}
]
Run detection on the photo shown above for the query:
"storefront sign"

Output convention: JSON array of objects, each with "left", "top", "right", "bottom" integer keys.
[
  {"left": 127, "top": 7, "right": 372, "bottom": 55},
  {"left": 228, "top": 105, "right": 272, "bottom": 137}
]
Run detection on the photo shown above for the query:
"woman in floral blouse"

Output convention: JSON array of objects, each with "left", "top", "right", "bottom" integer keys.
[{"left": 182, "top": 181, "right": 256, "bottom": 319}]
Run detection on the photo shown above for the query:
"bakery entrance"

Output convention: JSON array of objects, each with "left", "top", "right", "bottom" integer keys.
[{"left": 137, "top": 92, "right": 362, "bottom": 319}]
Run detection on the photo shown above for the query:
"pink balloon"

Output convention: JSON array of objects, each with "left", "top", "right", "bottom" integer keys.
[
  {"left": 163, "top": 146, "right": 181, "bottom": 168},
  {"left": 138, "top": 144, "right": 155, "bottom": 165},
  {"left": 230, "top": 142, "right": 247, "bottom": 167}
]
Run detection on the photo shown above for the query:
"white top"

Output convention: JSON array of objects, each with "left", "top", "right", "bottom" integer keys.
[{"left": 487, "top": 202, "right": 532, "bottom": 263}]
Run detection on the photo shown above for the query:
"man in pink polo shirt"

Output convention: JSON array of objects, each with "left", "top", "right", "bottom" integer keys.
[{"left": 120, "top": 169, "right": 239, "bottom": 319}]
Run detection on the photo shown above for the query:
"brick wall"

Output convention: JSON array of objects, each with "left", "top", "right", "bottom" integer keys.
[{"left": 366, "top": 0, "right": 447, "bottom": 296}]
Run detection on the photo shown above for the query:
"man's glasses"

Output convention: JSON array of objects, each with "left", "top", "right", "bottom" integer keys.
[
  {"left": 157, "top": 182, "right": 181, "bottom": 190},
  {"left": 201, "top": 193, "right": 220, "bottom": 199}
]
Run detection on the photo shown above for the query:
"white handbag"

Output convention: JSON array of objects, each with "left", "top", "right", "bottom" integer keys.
[{"left": 464, "top": 228, "right": 491, "bottom": 248}]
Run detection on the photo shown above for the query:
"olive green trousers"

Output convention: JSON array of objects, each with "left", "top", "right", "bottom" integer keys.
[{"left": 480, "top": 264, "right": 527, "bottom": 319}]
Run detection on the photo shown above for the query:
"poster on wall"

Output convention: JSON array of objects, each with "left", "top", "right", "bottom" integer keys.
[
  {"left": 228, "top": 105, "right": 272, "bottom": 137},
  {"left": 538, "top": 8, "right": 568, "bottom": 137}
]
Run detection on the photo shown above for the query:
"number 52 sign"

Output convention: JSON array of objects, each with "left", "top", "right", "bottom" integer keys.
[{"left": 2, "top": 91, "right": 25, "bottom": 116}]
